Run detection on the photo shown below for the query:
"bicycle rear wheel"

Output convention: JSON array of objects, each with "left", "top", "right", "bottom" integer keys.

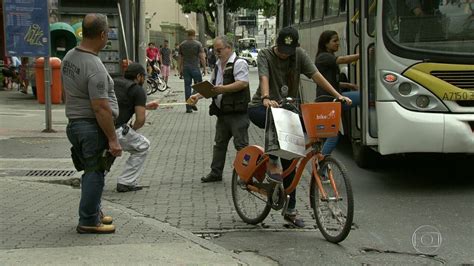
[
  {"left": 155, "top": 77, "right": 168, "bottom": 92},
  {"left": 232, "top": 169, "right": 271, "bottom": 225},
  {"left": 310, "top": 156, "right": 354, "bottom": 243},
  {"left": 145, "top": 78, "right": 158, "bottom": 95}
]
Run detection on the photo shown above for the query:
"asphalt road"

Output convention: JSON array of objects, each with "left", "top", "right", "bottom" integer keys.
[{"left": 211, "top": 138, "right": 474, "bottom": 265}]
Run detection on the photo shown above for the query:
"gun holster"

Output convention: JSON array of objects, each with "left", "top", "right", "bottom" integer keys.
[{"left": 70, "top": 146, "right": 84, "bottom": 171}]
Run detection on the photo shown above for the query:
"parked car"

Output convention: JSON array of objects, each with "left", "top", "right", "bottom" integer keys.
[{"left": 239, "top": 50, "right": 258, "bottom": 67}]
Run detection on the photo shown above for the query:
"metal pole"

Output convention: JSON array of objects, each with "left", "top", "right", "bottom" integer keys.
[
  {"left": 117, "top": 1, "right": 129, "bottom": 61},
  {"left": 42, "top": 57, "right": 54, "bottom": 132},
  {"left": 138, "top": 0, "right": 146, "bottom": 66}
]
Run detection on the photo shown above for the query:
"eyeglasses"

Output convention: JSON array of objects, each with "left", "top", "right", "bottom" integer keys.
[{"left": 214, "top": 46, "right": 229, "bottom": 54}]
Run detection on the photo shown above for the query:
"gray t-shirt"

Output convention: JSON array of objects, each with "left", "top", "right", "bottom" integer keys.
[
  {"left": 62, "top": 48, "right": 118, "bottom": 119},
  {"left": 249, "top": 47, "right": 317, "bottom": 107},
  {"left": 179, "top": 39, "right": 203, "bottom": 68}
]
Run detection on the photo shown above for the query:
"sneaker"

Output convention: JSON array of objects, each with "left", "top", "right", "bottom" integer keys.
[
  {"left": 191, "top": 105, "right": 198, "bottom": 111},
  {"left": 284, "top": 210, "right": 305, "bottom": 228},
  {"left": 266, "top": 172, "right": 283, "bottom": 183},
  {"left": 76, "top": 223, "right": 116, "bottom": 234},
  {"left": 116, "top": 183, "right": 144, "bottom": 193},
  {"left": 266, "top": 160, "right": 283, "bottom": 183}
]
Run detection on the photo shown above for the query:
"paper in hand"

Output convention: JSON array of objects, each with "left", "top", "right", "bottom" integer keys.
[{"left": 191, "top": 81, "right": 219, "bottom": 98}]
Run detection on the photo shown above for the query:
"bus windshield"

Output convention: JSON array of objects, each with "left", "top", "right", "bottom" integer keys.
[{"left": 383, "top": 0, "right": 474, "bottom": 55}]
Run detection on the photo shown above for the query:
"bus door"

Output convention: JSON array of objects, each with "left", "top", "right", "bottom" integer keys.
[{"left": 348, "top": 0, "right": 380, "bottom": 167}]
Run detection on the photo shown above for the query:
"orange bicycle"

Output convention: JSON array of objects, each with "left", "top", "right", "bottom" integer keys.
[{"left": 232, "top": 99, "right": 354, "bottom": 243}]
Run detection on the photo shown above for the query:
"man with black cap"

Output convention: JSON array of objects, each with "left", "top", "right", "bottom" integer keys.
[
  {"left": 247, "top": 27, "right": 352, "bottom": 228},
  {"left": 113, "top": 63, "right": 159, "bottom": 192}
]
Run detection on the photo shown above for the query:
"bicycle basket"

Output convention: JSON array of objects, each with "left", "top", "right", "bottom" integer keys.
[{"left": 300, "top": 102, "right": 341, "bottom": 139}]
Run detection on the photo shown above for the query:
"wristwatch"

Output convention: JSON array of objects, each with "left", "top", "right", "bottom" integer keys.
[{"left": 261, "top": 95, "right": 270, "bottom": 102}]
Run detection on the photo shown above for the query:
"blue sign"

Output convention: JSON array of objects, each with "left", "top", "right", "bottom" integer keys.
[{"left": 3, "top": 0, "right": 50, "bottom": 57}]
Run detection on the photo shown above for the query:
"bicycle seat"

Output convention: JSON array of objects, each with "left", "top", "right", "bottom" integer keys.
[{"left": 233, "top": 145, "right": 267, "bottom": 183}]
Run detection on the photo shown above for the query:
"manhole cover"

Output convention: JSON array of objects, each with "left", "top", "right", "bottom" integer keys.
[{"left": 26, "top": 170, "right": 76, "bottom": 177}]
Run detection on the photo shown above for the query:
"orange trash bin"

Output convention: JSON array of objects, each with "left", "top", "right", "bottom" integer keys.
[{"left": 35, "top": 57, "right": 62, "bottom": 104}]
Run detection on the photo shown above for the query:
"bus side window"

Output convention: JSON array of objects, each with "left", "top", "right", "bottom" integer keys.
[{"left": 367, "top": 0, "right": 377, "bottom": 37}]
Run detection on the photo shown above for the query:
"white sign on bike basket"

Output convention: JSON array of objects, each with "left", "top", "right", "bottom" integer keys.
[{"left": 264, "top": 107, "right": 305, "bottom": 160}]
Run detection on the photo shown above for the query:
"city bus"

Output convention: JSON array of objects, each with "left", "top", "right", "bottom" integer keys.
[{"left": 278, "top": 0, "right": 474, "bottom": 167}]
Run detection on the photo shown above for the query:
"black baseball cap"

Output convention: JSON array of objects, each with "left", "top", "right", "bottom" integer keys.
[
  {"left": 276, "top": 27, "right": 299, "bottom": 55},
  {"left": 124, "top": 63, "right": 147, "bottom": 79}
]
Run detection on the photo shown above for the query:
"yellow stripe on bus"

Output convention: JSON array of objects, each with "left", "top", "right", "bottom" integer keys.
[{"left": 404, "top": 63, "right": 474, "bottom": 101}]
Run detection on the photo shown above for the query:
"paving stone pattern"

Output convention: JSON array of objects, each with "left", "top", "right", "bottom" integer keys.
[
  {"left": 104, "top": 79, "right": 317, "bottom": 232},
  {"left": 0, "top": 179, "right": 184, "bottom": 250}
]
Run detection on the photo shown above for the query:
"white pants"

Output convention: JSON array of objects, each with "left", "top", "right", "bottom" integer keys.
[{"left": 115, "top": 125, "right": 150, "bottom": 186}]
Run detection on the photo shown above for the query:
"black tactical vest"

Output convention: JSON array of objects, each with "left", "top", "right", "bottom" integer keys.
[{"left": 209, "top": 57, "right": 250, "bottom": 116}]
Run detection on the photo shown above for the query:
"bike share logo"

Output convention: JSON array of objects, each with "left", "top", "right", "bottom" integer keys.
[
  {"left": 412, "top": 225, "right": 442, "bottom": 254},
  {"left": 316, "top": 110, "right": 336, "bottom": 120}
]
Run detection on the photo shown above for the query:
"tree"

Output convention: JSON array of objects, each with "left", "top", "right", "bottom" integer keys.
[{"left": 177, "top": 0, "right": 277, "bottom": 39}]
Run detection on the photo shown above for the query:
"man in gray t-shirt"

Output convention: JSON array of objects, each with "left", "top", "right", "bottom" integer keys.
[
  {"left": 247, "top": 27, "right": 351, "bottom": 228},
  {"left": 179, "top": 29, "right": 207, "bottom": 113},
  {"left": 62, "top": 13, "right": 121, "bottom": 235}
]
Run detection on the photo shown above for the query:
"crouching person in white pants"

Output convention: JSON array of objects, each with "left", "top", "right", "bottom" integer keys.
[{"left": 113, "top": 63, "right": 159, "bottom": 192}]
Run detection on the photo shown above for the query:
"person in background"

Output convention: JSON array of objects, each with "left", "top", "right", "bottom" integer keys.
[
  {"left": 160, "top": 40, "right": 172, "bottom": 89},
  {"left": 179, "top": 29, "right": 207, "bottom": 113},
  {"left": 113, "top": 63, "right": 159, "bottom": 192},
  {"left": 172, "top": 43, "right": 180, "bottom": 76},
  {"left": 62, "top": 13, "right": 121, "bottom": 234},
  {"left": 247, "top": 27, "right": 352, "bottom": 228},
  {"left": 188, "top": 36, "right": 250, "bottom": 183},
  {"left": 19, "top": 57, "right": 29, "bottom": 94},
  {"left": 315, "top": 30, "right": 360, "bottom": 158},
  {"left": 146, "top": 42, "right": 160, "bottom": 69}
]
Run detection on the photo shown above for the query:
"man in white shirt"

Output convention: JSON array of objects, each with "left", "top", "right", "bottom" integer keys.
[{"left": 189, "top": 36, "right": 250, "bottom": 183}]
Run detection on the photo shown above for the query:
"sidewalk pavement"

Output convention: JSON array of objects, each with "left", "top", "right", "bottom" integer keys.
[{"left": 0, "top": 73, "right": 276, "bottom": 265}]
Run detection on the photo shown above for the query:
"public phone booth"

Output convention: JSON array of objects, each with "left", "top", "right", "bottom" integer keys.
[{"left": 56, "top": 0, "right": 138, "bottom": 77}]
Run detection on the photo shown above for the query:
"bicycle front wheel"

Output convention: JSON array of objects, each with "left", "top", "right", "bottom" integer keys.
[
  {"left": 232, "top": 169, "right": 271, "bottom": 225},
  {"left": 310, "top": 156, "right": 354, "bottom": 243}
]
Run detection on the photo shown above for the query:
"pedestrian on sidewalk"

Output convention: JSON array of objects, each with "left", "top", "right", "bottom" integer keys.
[
  {"left": 113, "top": 63, "right": 159, "bottom": 192},
  {"left": 188, "top": 36, "right": 250, "bottom": 183},
  {"left": 160, "top": 40, "right": 172, "bottom": 88},
  {"left": 62, "top": 13, "right": 122, "bottom": 234},
  {"left": 179, "top": 29, "right": 207, "bottom": 113},
  {"left": 172, "top": 43, "right": 181, "bottom": 78}
]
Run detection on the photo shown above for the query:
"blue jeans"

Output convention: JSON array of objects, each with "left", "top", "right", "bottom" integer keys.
[
  {"left": 66, "top": 119, "right": 108, "bottom": 226},
  {"left": 322, "top": 91, "right": 360, "bottom": 155},
  {"left": 183, "top": 66, "right": 202, "bottom": 111},
  {"left": 248, "top": 105, "right": 297, "bottom": 210}
]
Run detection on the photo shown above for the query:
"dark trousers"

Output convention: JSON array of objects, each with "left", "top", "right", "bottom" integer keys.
[
  {"left": 210, "top": 113, "right": 250, "bottom": 177},
  {"left": 66, "top": 119, "right": 107, "bottom": 226},
  {"left": 248, "top": 105, "right": 297, "bottom": 210},
  {"left": 183, "top": 66, "right": 202, "bottom": 111}
]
